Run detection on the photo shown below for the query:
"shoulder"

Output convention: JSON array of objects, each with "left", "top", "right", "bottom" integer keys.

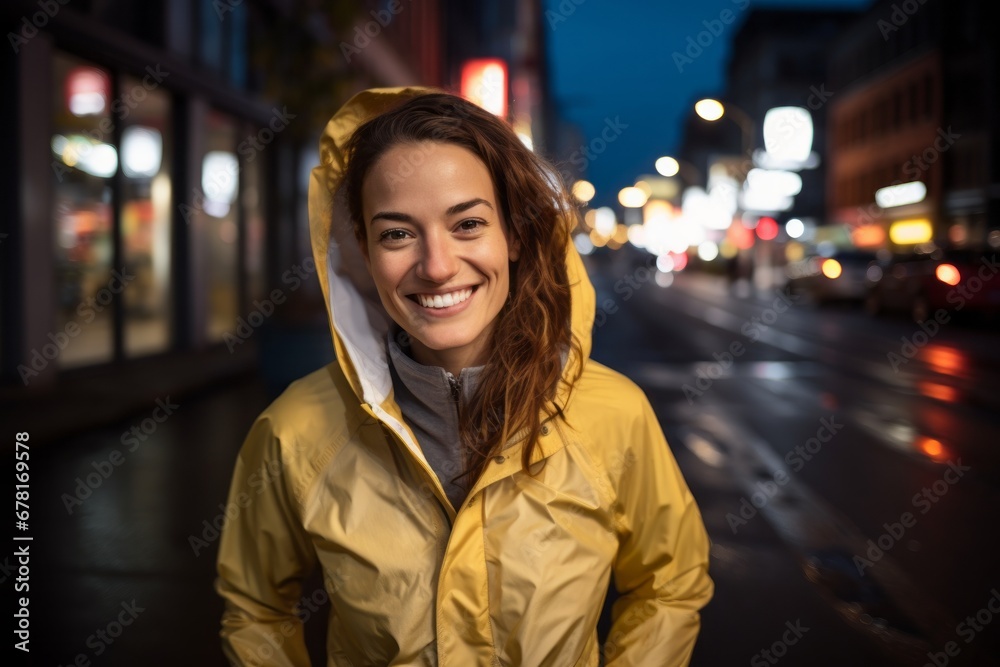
[
  {"left": 566, "top": 358, "right": 652, "bottom": 423},
  {"left": 560, "top": 359, "right": 666, "bottom": 475},
  {"left": 262, "top": 361, "right": 362, "bottom": 442},
  {"left": 242, "top": 362, "right": 364, "bottom": 503}
]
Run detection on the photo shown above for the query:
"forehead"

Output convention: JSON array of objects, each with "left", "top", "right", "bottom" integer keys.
[{"left": 362, "top": 141, "right": 496, "bottom": 214}]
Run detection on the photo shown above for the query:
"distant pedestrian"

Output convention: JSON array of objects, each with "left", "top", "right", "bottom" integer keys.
[{"left": 216, "top": 87, "right": 713, "bottom": 665}]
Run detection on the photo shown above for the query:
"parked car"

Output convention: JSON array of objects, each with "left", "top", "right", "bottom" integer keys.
[
  {"left": 786, "top": 249, "right": 880, "bottom": 304},
  {"left": 865, "top": 249, "right": 1000, "bottom": 321}
]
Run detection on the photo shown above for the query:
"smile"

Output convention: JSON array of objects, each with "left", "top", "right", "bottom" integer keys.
[{"left": 414, "top": 287, "right": 475, "bottom": 309}]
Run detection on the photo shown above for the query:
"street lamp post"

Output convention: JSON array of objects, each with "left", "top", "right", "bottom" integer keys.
[
  {"left": 655, "top": 156, "right": 703, "bottom": 186},
  {"left": 695, "top": 98, "right": 755, "bottom": 158}
]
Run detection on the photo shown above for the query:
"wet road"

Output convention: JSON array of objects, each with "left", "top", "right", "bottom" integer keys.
[{"left": 588, "top": 254, "right": 1000, "bottom": 666}]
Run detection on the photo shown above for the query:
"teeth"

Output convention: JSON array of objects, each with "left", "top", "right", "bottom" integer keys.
[{"left": 417, "top": 288, "right": 473, "bottom": 309}]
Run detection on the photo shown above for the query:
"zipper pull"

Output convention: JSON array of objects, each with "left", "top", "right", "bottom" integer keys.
[{"left": 448, "top": 374, "right": 461, "bottom": 402}]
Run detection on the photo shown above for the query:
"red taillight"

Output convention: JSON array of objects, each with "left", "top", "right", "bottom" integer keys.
[{"left": 935, "top": 263, "right": 960, "bottom": 286}]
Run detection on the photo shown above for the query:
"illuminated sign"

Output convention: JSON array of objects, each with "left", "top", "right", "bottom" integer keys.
[
  {"left": 875, "top": 181, "right": 926, "bottom": 209},
  {"left": 66, "top": 66, "right": 111, "bottom": 116},
  {"left": 461, "top": 59, "right": 508, "bottom": 118},
  {"left": 763, "top": 107, "right": 813, "bottom": 163},
  {"left": 889, "top": 218, "right": 932, "bottom": 245}
]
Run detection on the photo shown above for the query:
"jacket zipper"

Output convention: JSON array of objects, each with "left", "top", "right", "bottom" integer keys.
[{"left": 448, "top": 373, "right": 461, "bottom": 403}]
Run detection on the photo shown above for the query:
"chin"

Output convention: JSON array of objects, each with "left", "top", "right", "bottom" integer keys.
[{"left": 414, "top": 333, "right": 480, "bottom": 354}]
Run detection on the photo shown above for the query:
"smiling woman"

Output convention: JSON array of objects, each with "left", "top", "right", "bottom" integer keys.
[
  {"left": 215, "top": 88, "right": 713, "bottom": 666},
  {"left": 359, "top": 142, "right": 519, "bottom": 377}
]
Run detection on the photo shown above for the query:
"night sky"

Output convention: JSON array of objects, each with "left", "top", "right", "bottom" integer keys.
[{"left": 544, "top": 0, "right": 873, "bottom": 208}]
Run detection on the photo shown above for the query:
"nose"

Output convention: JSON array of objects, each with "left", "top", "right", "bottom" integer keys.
[{"left": 416, "top": 231, "right": 459, "bottom": 283}]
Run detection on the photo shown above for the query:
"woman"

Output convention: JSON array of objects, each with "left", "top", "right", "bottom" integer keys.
[{"left": 216, "top": 87, "right": 713, "bottom": 666}]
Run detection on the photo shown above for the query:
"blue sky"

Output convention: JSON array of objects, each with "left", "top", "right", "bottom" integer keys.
[{"left": 543, "top": 0, "right": 873, "bottom": 207}]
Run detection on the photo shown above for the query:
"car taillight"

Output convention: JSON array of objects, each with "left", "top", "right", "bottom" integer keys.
[
  {"left": 935, "top": 263, "right": 960, "bottom": 286},
  {"left": 821, "top": 258, "right": 842, "bottom": 279}
]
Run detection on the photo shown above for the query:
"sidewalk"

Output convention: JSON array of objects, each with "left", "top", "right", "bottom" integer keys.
[{"left": 26, "top": 312, "right": 336, "bottom": 666}]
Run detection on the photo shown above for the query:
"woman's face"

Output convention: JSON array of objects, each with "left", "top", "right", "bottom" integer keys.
[{"left": 361, "top": 141, "right": 519, "bottom": 373}]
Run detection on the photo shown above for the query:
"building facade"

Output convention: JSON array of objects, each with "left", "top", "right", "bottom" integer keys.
[
  {"left": 0, "top": 0, "right": 447, "bottom": 392},
  {"left": 827, "top": 0, "right": 998, "bottom": 251}
]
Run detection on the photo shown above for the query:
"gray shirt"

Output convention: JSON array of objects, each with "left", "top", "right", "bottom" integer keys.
[{"left": 386, "top": 331, "right": 484, "bottom": 511}]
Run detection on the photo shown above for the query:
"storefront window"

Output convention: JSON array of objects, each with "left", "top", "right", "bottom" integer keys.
[
  {"left": 201, "top": 110, "right": 239, "bottom": 342},
  {"left": 52, "top": 53, "right": 115, "bottom": 367},
  {"left": 120, "top": 75, "right": 173, "bottom": 357}
]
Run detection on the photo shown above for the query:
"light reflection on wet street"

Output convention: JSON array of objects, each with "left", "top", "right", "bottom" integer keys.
[{"left": 588, "top": 255, "right": 1000, "bottom": 666}]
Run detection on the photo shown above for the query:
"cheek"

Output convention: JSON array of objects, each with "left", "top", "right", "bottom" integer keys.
[{"left": 369, "top": 255, "right": 404, "bottom": 295}]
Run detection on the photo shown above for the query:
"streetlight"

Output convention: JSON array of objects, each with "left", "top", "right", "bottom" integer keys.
[
  {"left": 571, "top": 179, "right": 596, "bottom": 204},
  {"left": 695, "top": 98, "right": 754, "bottom": 156},
  {"left": 618, "top": 186, "right": 649, "bottom": 208},
  {"left": 655, "top": 156, "right": 702, "bottom": 185}
]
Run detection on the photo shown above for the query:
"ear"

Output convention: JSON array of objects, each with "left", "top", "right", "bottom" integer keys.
[{"left": 508, "top": 237, "right": 521, "bottom": 262}]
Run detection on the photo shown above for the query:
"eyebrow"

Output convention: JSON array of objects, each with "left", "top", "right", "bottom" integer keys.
[{"left": 369, "top": 198, "right": 494, "bottom": 225}]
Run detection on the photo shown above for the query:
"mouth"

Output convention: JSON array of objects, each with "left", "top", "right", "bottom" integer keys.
[{"left": 407, "top": 286, "right": 478, "bottom": 311}]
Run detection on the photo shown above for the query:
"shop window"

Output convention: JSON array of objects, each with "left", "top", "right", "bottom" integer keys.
[
  {"left": 51, "top": 53, "right": 116, "bottom": 368},
  {"left": 52, "top": 53, "right": 178, "bottom": 367},
  {"left": 200, "top": 110, "right": 239, "bottom": 342},
  {"left": 120, "top": 75, "right": 173, "bottom": 357}
]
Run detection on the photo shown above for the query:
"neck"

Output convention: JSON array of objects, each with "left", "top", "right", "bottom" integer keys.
[{"left": 409, "top": 340, "right": 487, "bottom": 377}]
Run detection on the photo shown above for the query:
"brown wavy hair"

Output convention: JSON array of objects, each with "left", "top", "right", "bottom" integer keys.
[{"left": 343, "top": 91, "right": 583, "bottom": 486}]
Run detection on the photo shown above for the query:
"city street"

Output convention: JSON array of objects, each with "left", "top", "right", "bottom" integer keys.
[
  {"left": 7, "top": 0, "right": 998, "bottom": 664},
  {"left": 590, "top": 254, "right": 1000, "bottom": 666},
  {"left": 25, "top": 260, "right": 1000, "bottom": 666}
]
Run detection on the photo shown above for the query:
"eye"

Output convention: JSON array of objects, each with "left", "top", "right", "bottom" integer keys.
[
  {"left": 378, "top": 228, "right": 412, "bottom": 244},
  {"left": 457, "top": 219, "right": 485, "bottom": 233}
]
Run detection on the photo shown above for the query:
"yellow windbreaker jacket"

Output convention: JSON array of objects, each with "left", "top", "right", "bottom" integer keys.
[{"left": 216, "top": 87, "right": 713, "bottom": 666}]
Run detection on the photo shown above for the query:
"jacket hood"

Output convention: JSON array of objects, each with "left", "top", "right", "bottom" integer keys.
[{"left": 306, "top": 86, "right": 596, "bottom": 460}]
